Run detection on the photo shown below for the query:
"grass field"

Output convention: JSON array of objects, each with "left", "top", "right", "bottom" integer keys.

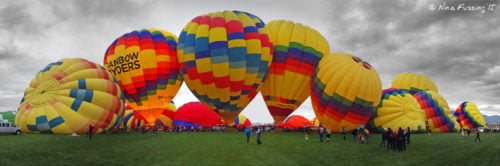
[{"left": 1, "top": 131, "right": 499, "bottom": 166}]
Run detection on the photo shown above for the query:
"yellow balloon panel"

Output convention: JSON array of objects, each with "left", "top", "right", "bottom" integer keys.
[{"left": 391, "top": 72, "right": 438, "bottom": 94}]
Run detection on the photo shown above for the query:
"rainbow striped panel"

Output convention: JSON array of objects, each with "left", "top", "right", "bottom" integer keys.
[
  {"left": 260, "top": 20, "right": 330, "bottom": 124},
  {"left": 391, "top": 72, "right": 438, "bottom": 94},
  {"left": 413, "top": 90, "right": 457, "bottom": 132},
  {"left": 454, "top": 101, "right": 485, "bottom": 129},
  {"left": 104, "top": 29, "right": 182, "bottom": 123},
  {"left": 368, "top": 88, "right": 426, "bottom": 133},
  {"left": 311, "top": 53, "right": 382, "bottom": 132},
  {"left": 177, "top": 11, "right": 273, "bottom": 123},
  {"left": 16, "top": 58, "right": 125, "bottom": 134}
]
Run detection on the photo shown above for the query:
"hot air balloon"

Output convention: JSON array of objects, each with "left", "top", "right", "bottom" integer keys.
[
  {"left": 369, "top": 88, "right": 426, "bottom": 133},
  {"left": 15, "top": 58, "right": 125, "bottom": 134},
  {"left": 413, "top": 90, "right": 457, "bottom": 132},
  {"left": 260, "top": 20, "right": 330, "bottom": 124},
  {"left": 454, "top": 101, "right": 486, "bottom": 129},
  {"left": 278, "top": 115, "right": 313, "bottom": 129},
  {"left": 391, "top": 72, "right": 438, "bottom": 94},
  {"left": 234, "top": 114, "right": 252, "bottom": 127},
  {"left": 311, "top": 117, "right": 320, "bottom": 126},
  {"left": 173, "top": 102, "right": 223, "bottom": 127},
  {"left": 177, "top": 10, "right": 273, "bottom": 123},
  {"left": 311, "top": 53, "right": 382, "bottom": 132},
  {"left": 123, "top": 102, "right": 176, "bottom": 129},
  {"left": 104, "top": 29, "right": 182, "bottom": 124}
]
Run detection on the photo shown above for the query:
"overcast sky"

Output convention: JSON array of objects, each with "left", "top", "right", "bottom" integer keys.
[{"left": 1, "top": 0, "right": 499, "bottom": 123}]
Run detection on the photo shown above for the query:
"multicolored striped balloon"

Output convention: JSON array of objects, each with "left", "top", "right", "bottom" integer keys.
[
  {"left": 16, "top": 58, "right": 125, "bottom": 134},
  {"left": 391, "top": 72, "right": 438, "bottom": 94},
  {"left": 104, "top": 29, "right": 182, "bottom": 124},
  {"left": 369, "top": 88, "right": 426, "bottom": 133},
  {"left": 234, "top": 114, "right": 252, "bottom": 127},
  {"left": 178, "top": 10, "right": 273, "bottom": 123},
  {"left": 311, "top": 53, "right": 382, "bottom": 132},
  {"left": 454, "top": 101, "right": 485, "bottom": 129},
  {"left": 413, "top": 90, "right": 457, "bottom": 132},
  {"left": 122, "top": 103, "right": 176, "bottom": 129},
  {"left": 261, "top": 20, "right": 330, "bottom": 124}
]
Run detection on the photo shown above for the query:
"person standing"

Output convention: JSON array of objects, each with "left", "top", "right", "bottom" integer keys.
[
  {"left": 406, "top": 127, "right": 411, "bottom": 144},
  {"left": 352, "top": 128, "right": 358, "bottom": 142},
  {"left": 475, "top": 130, "right": 481, "bottom": 143},
  {"left": 379, "top": 128, "right": 388, "bottom": 148},
  {"left": 256, "top": 127, "right": 262, "bottom": 145},
  {"left": 87, "top": 124, "right": 94, "bottom": 140},
  {"left": 318, "top": 125, "right": 325, "bottom": 142},
  {"left": 245, "top": 127, "right": 252, "bottom": 144},
  {"left": 342, "top": 126, "right": 347, "bottom": 141},
  {"left": 364, "top": 128, "right": 370, "bottom": 145},
  {"left": 325, "top": 126, "right": 332, "bottom": 142}
]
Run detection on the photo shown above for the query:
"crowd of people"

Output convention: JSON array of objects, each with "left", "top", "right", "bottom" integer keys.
[{"left": 378, "top": 127, "right": 411, "bottom": 152}]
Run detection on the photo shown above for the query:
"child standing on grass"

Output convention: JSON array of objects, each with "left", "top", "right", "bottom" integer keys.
[
  {"left": 325, "top": 126, "right": 332, "bottom": 142},
  {"left": 475, "top": 130, "right": 481, "bottom": 143}
]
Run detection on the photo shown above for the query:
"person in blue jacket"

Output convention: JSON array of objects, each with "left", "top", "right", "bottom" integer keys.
[{"left": 245, "top": 127, "right": 252, "bottom": 144}]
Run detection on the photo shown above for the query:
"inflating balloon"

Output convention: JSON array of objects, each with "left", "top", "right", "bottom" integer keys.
[
  {"left": 413, "top": 90, "right": 456, "bottom": 132},
  {"left": 454, "top": 101, "right": 485, "bottom": 129},
  {"left": 391, "top": 72, "right": 438, "bottom": 94},
  {"left": 369, "top": 88, "right": 426, "bottom": 133},
  {"left": 178, "top": 10, "right": 273, "bottom": 123},
  {"left": 234, "top": 114, "right": 252, "bottom": 127},
  {"left": 104, "top": 29, "right": 182, "bottom": 124},
  {"left": 279, "top": 115, "right": 313, "bottom": 129},
  {"left": 261, "top": 20, "right": 330, "bottom": 124},
  {"left": 16, "top": 58, "right": 125, "bottom": 134},
  {"left": 173, "top": 102, "right": 222, "bottom": 127},
  {"left": 311, "top": 53, "right": 382, "bottom": 132},
  {"left": 123, "top": 103, "right": 176, "bottom": 129}
]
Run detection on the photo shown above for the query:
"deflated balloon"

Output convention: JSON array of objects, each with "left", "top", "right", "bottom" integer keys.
[
  {"left": 413, "top": 90, "right": 457, "bottom": 132},
  {"left": 261, "top": 20, "right": 330, "bottom": 124},
  {"left": 369, "top": 88, "right": 426, "bottom": 133},
  {"left": 391, "top": 72, "right": 438, "bottom": 94},
  {"left": 454, "top": 101, "right": 485, "bottom": 129},
  {"left": 281, "top": 115, "right": 313, "bottom": 128},
  {"left": 104, "top": 29, "right": 182, "bottom": 124},
  {"left": 311, "top": 53, "right": 382, "bottom": 132},
  {"left": 178, "top": 10, "right": 273, "bottom": 123},
  {"left": 15, "top": 58, "right": 125, "bottom": 134}
]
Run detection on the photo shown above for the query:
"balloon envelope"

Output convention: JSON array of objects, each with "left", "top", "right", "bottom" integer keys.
[
  {"left": 311, "top": 53, "right": 382, "bottom": 132},
  {"left": 282, "top": 115, "right": 313, "bottom": 128},
  {"left": 369, "top": 88, "right": 426, "bottom": 133},
  {"left": 454, "top": 101, "right": 485, "bottom": 129},
  {"left": 173, "top": 102, "right": 222, "bottom": 127},
  {"left": 413, "top": 90, "right": 457, "bottom": 132},
  {"left": 260, "top": 20, "right": 330, "bottom": 124},
  {"left": 234, "top": 114, "right": 252, "bottom": 127},
  {"left": 16, "top": 58, "right": 125, "bottom": 134},
  {"left": 103, "top": 29, "right": 182, "bottom": 124},
  {"left": 391, "top": 72, "right": 438, "bottom": 94},
  {"left": 177, "top": 10, "right": 273, "bottom": 123},
  {"left": 123, "top": 103, "right": 176, "bottom": 129}
]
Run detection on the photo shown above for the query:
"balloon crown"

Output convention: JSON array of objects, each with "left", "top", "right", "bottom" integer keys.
[{"left": 352, "top": 56, "right": 372, "bottom": 69}]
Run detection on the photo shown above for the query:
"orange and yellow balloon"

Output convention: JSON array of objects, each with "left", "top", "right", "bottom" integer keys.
[{"left": 104, "top": 29, "right": 182, "bottom": 124}]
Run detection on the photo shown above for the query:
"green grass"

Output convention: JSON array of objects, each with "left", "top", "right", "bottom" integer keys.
[{"left": 1, "top": 131, "right": 498, "bottom": 166}]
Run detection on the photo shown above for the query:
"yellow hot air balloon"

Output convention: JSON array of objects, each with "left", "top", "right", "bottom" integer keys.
[
  {"left": 454, "top": 101, "right": 486, "bottom": 129},
  {"left": 103, "top": 29, "right": 182, "bottom": 124},
  {"left": 391, "top": 72, "right": 438, "bottom": 94},
  {"left": 177, "top": 10, "right": 273, "bottom": 123},
  {"left": 15, "top": 58, "right": 125, "bottom": 134},
  {"left": 370, "top": 88, "right": 426, "bottom": 132},
  {"left": 311, "top": 53, "right": 382, "bottom": 132},
  {"left": 261, "top": 20, "right": 330, "bottom": 123}
]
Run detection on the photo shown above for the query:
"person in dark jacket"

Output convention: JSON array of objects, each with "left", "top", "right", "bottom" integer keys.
[
  {"left": 379, "top": 128, "right": 388, "bottom": 148},
  {"left": 256, "top": 127, "right": 263, "bottom": 145},
  {"left": 406, "top": 127, "right": 411, "bottom": 144},
  {"left": 352, "top": 128, "right": 358, "bottom": 142},
  {"left": 87, "top": 124, "right": 94, "bottom": 140}
]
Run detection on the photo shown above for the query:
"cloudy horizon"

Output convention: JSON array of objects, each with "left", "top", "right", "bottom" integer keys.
[{"left": 1, "top": 0, "right": 499, "bottom": 123}]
